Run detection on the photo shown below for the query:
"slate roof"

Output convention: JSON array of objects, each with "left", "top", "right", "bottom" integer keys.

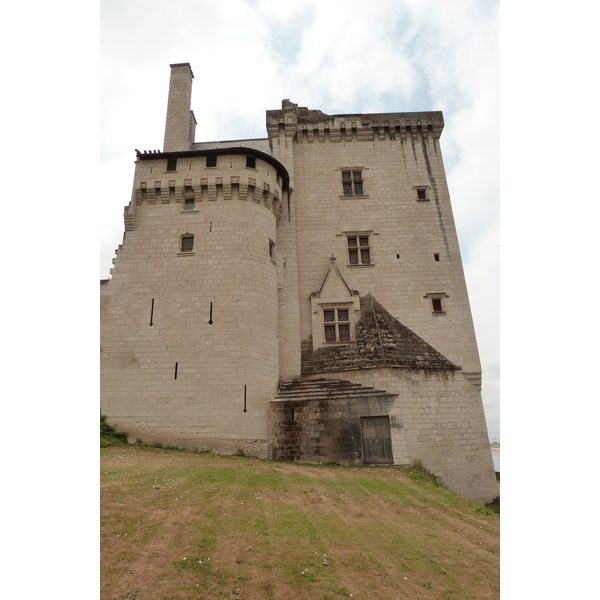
[
  {"left": 301, "top": 294, "right": 459, "bottom": 375},
  {"left": 274, "top": 377, "right": 396, "bottom": 402}
]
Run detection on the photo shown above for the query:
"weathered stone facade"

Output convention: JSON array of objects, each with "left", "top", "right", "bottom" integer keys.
[{"left": 101, "top": 62, "right": 497, "bottom": 501}]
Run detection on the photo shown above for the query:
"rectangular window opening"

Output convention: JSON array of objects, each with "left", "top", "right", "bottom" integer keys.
[
  {"left": 184, "top": 198, "right": 195, "bottom": 210},
  {"left": 347, "top": 234, "right": 370, "bottom": 265},
  {"left": 246, "top": 156, "right": 256, "bottom": 169},
  {"left": 206, "top": 155, "right": 217, "bottom": 168},
  {"left": 167, "top": 158, "right": 177, "bottom": 172},
  {"left": 417, "top": 188, "right": 428, "bottom": 201},
  {"left": 341, "top": 169, "right": 364, "bottom": 196},
  {"left": 434, "top": 253, "right": 440, "bottom": 262},
  {"left": 432, "top": 298, "right": 443, "bottom": 313},
  {"left": 181, "top": 236, "right": 194, "bottom": 252},
  {"left": 323, "top": 307, "right": 351, "bottom": 343}
]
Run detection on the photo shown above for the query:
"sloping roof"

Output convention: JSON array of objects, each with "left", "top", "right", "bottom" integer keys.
[
  {"left": 301, "top": 294, "right": 459, "bottom": 375},
  {"left": 191, "top": 138, "right": 271, "bottom": 154},
  {"left": 274, "top": 378, "right": 396, "bottom": 402}
]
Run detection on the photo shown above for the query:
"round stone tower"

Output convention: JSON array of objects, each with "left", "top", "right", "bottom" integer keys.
[{"left": 100, "top": 64, "right": 288, "bottom": 456}]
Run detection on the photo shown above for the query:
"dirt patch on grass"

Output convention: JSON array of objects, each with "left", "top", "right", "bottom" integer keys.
[{"left": 101, "top": 447, "right": 499, "bottom": 599}]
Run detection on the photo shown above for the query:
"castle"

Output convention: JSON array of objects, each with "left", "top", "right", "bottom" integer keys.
[{"left": 100, "top": 63, "right": 497, "bottom": 501}]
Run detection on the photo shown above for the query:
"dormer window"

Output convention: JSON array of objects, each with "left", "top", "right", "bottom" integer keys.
[
  {"left": 323, "top": 307, "right": 351, "bottom": 343},
  {"left": 310, "top": 255, "right": 360, "bottom": 351}
]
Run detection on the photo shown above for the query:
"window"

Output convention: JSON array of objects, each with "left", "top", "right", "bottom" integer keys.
[
  {"left": 415, "top": 186, "right": 429, "bottom": 201},
  {"left": 167, "top": 158, "right": 177, "bottom": 172},
  {"left": 181, "top": 236, "right": 194, "bottom": 252},
  {"left": 341, "top": 170, "right": 363, "bottom": 195},
  {"left": 323, "top": 307, "right": 351, "bottom": 343},
  {"left": 347, "top": 234, "right": 371, "bottom": 265},
  {"left": 246, "top": 156, "right": 256, "bottom": 169},
  {"left": 424, "top": 293, "right": 448, "bottom": 315},
  {"left": 206, "top": 155, "right": 217, "bottom": 168},
  {"left": 184, "top": 198, "right": 195, "bottom": 210},
  {"left": 434, "top": 253, "right": 440, "bottom": 262},
  {"left": 269, "top": 239, "right": 275, "bottom": 259}
]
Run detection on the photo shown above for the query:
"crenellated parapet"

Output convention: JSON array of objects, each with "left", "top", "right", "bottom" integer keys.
[
  {"left": 120, "top": 148, "right": 290, "bottom": 231},
  {"left": 267, "top": 100, "right": 444, "bottom": 145}
]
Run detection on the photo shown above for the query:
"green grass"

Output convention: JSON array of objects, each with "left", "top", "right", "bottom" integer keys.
[
  {"left": 100, "top": 414, "right": 129, "bottom": 447},
  {"left": 101, "top": 446, "right": 499, "bottom": 600}
]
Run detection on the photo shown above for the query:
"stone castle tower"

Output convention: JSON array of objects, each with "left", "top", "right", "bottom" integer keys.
[{"left": 101, "top": 62, "right": 497, "bottom": 501}]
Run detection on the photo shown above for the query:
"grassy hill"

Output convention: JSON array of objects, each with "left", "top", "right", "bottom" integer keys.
[{"left": 101, "top": 446, "right": 499, "bottom": 600}]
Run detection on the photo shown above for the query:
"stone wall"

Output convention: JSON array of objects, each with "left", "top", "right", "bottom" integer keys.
[
  {"left": 267, "top": 102, "right": 482, "bottom": 386},
  {"left": 101, "top": 152, "right": 282, "bottom": 453},
  {"left": 302, "top": 368, "right": 497, "bottom": 502}
]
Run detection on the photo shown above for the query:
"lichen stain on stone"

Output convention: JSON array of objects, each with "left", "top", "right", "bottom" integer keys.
[{"left": 302, "top": 294, "right": 458, "bottom": 376}]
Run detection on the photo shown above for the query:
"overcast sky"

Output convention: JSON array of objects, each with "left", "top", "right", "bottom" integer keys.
[{"left": 100, "top": 0, "right": 500, "bottom": 441}]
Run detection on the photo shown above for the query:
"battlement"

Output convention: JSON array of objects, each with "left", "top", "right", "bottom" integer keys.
[
  {"left": 122, "top": 150, "right": 287, "bottom": 231},
  {"left": 267, "top": 99, "right": 444, "bottom": 143}
]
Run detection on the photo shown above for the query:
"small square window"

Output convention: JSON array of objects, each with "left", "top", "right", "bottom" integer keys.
[
  {"left": 425, "top": 293, "right": 447, "bottom": 315},
  {"left": 184, "top": 199, "right": 195, "bottom": 210},
  {"left": 246, "top": 156, "right": 256, "bottom": 169},
  {"left": 416, "top": 187, "right": 429, "bottom": 201},
  {"left": 324, "top": 325, "right": 337, "bottom": 342},
  {"left": 167, "top": 158, "right": 177, "bottom": 172},
  {"left": 206, "top": 155, "right": 217, "bottom": 168},
  {"left": 181, "top": 236, "right": 194, "bottom": 252},
  {"left": 341, "top": 169, "right": 364, "bottom": 195}
]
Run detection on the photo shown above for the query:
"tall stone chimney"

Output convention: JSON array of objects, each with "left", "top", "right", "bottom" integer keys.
[{"left": 163, "top": 63, "right": 195, "bottom": 152}]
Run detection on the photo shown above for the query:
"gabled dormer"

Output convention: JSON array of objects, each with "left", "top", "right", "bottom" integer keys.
[{"left": 310, "top": 255, "right": 360, "bottom": 351}]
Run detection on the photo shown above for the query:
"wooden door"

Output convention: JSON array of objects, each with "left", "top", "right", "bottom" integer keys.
[{"left": 361, "top": 416, "right": 393, "bottom": 464}]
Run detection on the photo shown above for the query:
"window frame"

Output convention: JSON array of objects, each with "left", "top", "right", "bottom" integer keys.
[
  {"left": 345, "top": 232, "right": 372, "bottom": 266},
  {"left": 424, "top": 292, "right": 448, "bottom": 315},
  {"left": 322, "top": 306, "right": 352, "bottom": 344},
  {"left": 415, "top": 185, "right": 430, "bottom": 201},
  {"left": 179, "top": 234, "right": 195, "bottom": 255},
  {"left": 183, "top": 198, "right": 195, "bottom": 211},
  {"left": 341, "top": 169, "right": 365, "bottom": 196},
  {"left": 268, "top": 239, "right": 276, "bottom": 265}
]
